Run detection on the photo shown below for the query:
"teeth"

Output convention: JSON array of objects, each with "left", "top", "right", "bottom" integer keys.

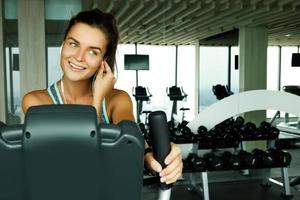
[{"left": 69, "top": 62, "right": 85, "bottom": 70}]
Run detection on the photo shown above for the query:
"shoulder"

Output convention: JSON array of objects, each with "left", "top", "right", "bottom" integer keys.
[
  {"left": 107, "top": 89, "right": 133, "bottom": 109},
  {"left": 22, "top": 89, "right": 53, "bottom": 114},
  {"left": 106, "top": 89, "right": 135, "bottom": 123},
  {"left": 109, "top": 89, "right": 132, "bottom": 102}
]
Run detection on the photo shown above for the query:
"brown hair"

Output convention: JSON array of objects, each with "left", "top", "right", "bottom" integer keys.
[{"left": 64, "top": 9, "right": 119, "bottom": 73}]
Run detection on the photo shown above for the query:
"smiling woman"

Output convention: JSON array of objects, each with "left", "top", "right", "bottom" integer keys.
[{"left": 21, "top": 8, "right": 183, "bottom": 186}]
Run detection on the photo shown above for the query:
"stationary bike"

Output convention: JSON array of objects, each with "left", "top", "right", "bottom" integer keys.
[
  {"left": 166, "top": 86, "right": 191, "bottom": 142},
  {"left": 132, "top": 86, "right": 152, "bottom": 142}
]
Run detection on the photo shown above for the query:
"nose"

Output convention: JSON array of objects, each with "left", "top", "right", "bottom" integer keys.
[{"left": 75, "top": 48, "right": 85, "bottom": 61}]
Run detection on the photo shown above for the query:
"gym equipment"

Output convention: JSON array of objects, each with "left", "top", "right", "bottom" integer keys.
[
  {"left": 234, "top": 116, "right": 245, "bottom": 128},
  {"left": 167, "top": 85, "right": 187, "bottom": 130},
  {"left": 203, "top": 152, "right": 224, "bottom": 171},
  {"left": 268, "top": 148, "right": 292, "bottom": 167},
  {"left": 0, "top": 105, "right": 173, "bottom": 200},
  {"left": 148, "top": 111, "right": 172, "bottom": 200},
  {"left": 186, "top": 153, "right": 206, "bottom": 172},
  {"left": 252, "top": 149, "right": 275, "bottom": 168},
  {"left": 268, "top": 126, "right": 280, "bottom": 139},
  {"left": 0, "top": 105, "right": 144, "bottom": 200},
  {"left": 212, "top": 84, "right": 233, "bottom": 100},
  {"left": 221, "top": 151, "right": 242, "bottom": 170},
  {"left": 238, "top": 150, "right": 259, "bottom": 169},
  {"left": 242, "top": 122, "right": 257, "bottom": 140},
  {"left": 133, "top": 86, "right": 152, "bottom": 124},
  {"left": 186, "top": 90, "right": 298, "bottom": 199},
  {"left": 272, "top": 85, "right": 300, "bottom": 135}
]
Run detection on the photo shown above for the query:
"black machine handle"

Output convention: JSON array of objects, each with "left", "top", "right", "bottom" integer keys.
[{"left": 148, "top": 111, "right": 171, "bottom": 190}]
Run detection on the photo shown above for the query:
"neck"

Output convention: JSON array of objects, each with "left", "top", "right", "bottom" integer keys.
[{"left": 60, "top": 76, "right": 93, "bottom": 104}]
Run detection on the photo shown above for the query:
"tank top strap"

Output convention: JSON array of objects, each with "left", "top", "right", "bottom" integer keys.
[
  {"left": 47, "top": 82, "right": 64, "bottom": 104},
  {"left": 101, "top": 98, "right": 110, "bottom": 124}
]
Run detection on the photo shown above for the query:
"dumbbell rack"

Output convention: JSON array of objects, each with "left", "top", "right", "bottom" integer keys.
[
  {"left": 184, "top": 139, "right": 292, "bottom": 200},
  {"left": 184, "top": 90, "right": 300, "bottom": 200}
]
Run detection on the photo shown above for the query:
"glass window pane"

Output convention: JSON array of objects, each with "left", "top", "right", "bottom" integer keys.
[
  {"left": 199, "top": 46, "right": 228, "bottom": 111},
  {"left": 281, "top": 47, "right": 299, "bottom": 86},
  {"left": 4, "top": 0, "right": 20, "bottom": 124},
  {"left": 266, "top": 46, "right": 280, "bottom": 118},
  {"left": 115, "top": 44, "right": 136, "bottom": 117},
  {"left": 47, "top": 47, "right": 61, "bottom": 85},
  {"left": 177, "top": 46, "right": 196, "bottom": 121},
  {"left": 137, "top": 45, "right": 176, "bottom": 121},
  {"left": 230, "top": 46, "right": 239, "bottom": 94}
]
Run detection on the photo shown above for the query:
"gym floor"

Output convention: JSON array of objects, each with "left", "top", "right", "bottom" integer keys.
[{"left": 143, "top": 141, "right": 300, "bottom": 200}]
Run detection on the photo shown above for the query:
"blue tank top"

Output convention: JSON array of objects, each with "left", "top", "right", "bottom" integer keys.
[{"left": 47, "top": 82, "right": 110, "bottom": 124}]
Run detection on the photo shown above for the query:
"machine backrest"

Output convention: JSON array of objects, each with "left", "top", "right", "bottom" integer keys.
[
  {"left": 134, "top": 86, "right": 151, "bottom": 101},
  {"left": 212, "top": 84, "right": 232, "bottom": 100},
  {"left": 168, "top": 86, "right": 186, "bottom": 101},
  {"left": 0, "top": 105, "right": 144, "bottom": 200}
]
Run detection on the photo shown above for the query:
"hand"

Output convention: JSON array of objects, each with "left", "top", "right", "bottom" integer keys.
[
  {"left": 93, "top": 61, "right": 116, "bottom": 99},
  {"left": 144, "top": 143, "right": 183, "bottom": 184}
]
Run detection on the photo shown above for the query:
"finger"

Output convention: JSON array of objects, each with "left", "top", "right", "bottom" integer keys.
[
  {"left": 164, "top": 143, "right": 182, "bottom": 165},
  {"left": 160, "top": 156, "right": 182, "bottom": 177},
  {"left": 97, "top": 62, "right": 105, "bottom": 77},
  {"left": 103, "top": 60, "right": 113, "bottom": 74},
  {"left": 144, "top": 153, "right": 162, "bottom": 173},
  {"left": 160, "top": 161, "right": 183, "bottom": 184}
]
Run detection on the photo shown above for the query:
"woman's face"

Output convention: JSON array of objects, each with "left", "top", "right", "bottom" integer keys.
[{"left": 61, "top": 22, "right": 108, "bottom": 81}]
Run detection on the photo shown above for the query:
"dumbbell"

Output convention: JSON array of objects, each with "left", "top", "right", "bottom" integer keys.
[
  {"left": 256, "top": 121, "right": 271, "bottom": 139},
  {"left": 238, "top": 150, "right": 259, "bottom": 169},
  {"left": 242, "top": 122, "right": 257, "bottom": 140},
  {"left": 203, "top": 152, "right": 224, "bottom": 171},
  {"left": 204, "top": 130, "right": 216, "bottom": 148},
  {"left": 222, "top": 151, "right": 242, "bottom": 170},
  {"left": 195, "top": 125, "right": 208, "bottom": 142},
  {"left": 252, "top": 149, "right": 275, "bottom": 168},
  {"left": 267, "top": 127, "right": 280, "bottom": 140},
  {"left": 186, "top": 153, "right": 206, "bottom": 172},
  {"left": 268, "top": 148, "right": 292, "bottom": 167},
  {"left": 170, "top": 127, "right": 194, "bottom": 143},
  {"left": 234, "top": 116, "right": 245, "bottom": 128},
  {"left": 181, "top": 126, "right": 195, "bottom": 143}
]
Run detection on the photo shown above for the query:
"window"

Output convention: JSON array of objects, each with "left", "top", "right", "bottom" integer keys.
[{"left": 199, "top": 46, "right": 229, "bottom": 111}]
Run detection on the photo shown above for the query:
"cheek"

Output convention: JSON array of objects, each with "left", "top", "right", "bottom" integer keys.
[{"left": 87, "top": 58, "right": 101, "bottom": 69}]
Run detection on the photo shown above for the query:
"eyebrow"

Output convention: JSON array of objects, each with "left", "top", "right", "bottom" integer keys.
[{"left": 66, "top": 37, "right": 103, "bottom": 53}]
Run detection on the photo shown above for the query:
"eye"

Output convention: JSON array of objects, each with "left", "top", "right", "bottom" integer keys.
[
  {"left": 88, "top": 50, "right": 98, "bottom": 56},
  {"left": 69, "top": 42, "right": 78, "bottom": 48}
]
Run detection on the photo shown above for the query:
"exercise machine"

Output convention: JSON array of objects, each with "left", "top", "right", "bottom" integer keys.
[
  {"left": 273, "top": 85, "right": 300, "bottom": 134},
  {"left": 0, "top": 105, "right": 172, "bottom": 200},
  {"left": 212, "top": 84, "right": 233, "bottom": 100},
  {"left": 167, "top": 85, "right": 188, "bottom": 129},
  {"left": 133, "top": 86, "right": 152, "bottom": 124},
  {"left": 273, "top": 86, "right": 300, "bottom": 188}
]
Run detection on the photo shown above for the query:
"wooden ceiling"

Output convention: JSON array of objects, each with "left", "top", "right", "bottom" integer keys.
[
  {"left": 4, "top": 0, "right": 300, "bottom": 46},
  {"left": 87, "top": 0, "right": 300, "bottom": 46}
]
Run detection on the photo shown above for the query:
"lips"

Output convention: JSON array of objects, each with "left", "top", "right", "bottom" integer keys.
[{"left": 69, "top": 61, "right": 86, "bottom": 72}]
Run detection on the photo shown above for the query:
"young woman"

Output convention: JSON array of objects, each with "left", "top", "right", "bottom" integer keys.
[{"left": 22, "top": 9, "right": 182, "bottom": 185}]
